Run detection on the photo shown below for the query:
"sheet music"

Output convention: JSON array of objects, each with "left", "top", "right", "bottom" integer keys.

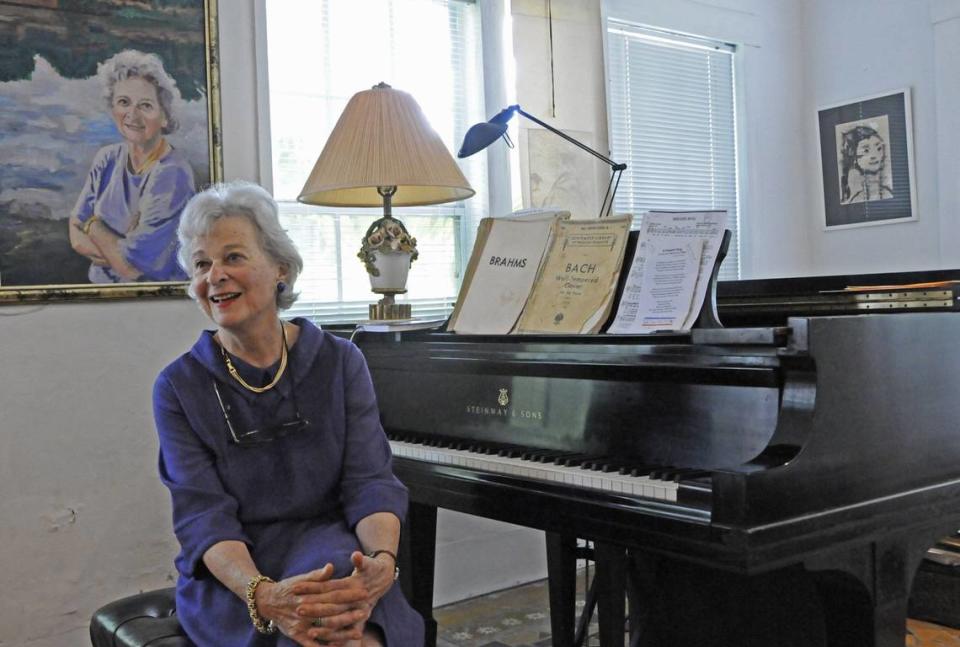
[
  {"left": 448, "top": 213, "right": 565, "bottom": 335},
  {"left": 607, "top": 211, "right": 727, "bottom": 334}
]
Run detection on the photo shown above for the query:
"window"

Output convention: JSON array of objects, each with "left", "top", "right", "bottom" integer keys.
[
  {"left": 605, "top": 21, "right": 741, "bottom": 280},
  {"left": 264, "top": 0, "right": 487, "bottom": 323}
]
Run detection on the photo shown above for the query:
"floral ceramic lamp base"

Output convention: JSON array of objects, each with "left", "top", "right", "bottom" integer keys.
[{"left": 359, "top": 216, "right": 418, "bottom": 320}]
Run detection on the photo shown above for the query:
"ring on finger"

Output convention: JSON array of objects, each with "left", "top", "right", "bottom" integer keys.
[{"left": 312, "top": 616, "right": 324, "bottom": 627}]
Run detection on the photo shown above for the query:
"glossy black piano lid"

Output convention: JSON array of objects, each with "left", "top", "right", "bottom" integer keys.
[
  {"left": 359, "top": 334, "right": 782, "bottom": 471},
  {"left": 718, "top": 268, "right": 960, "bottom": 327}
]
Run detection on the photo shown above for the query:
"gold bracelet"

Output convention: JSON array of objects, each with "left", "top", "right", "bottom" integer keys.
[
  {"left": 367, "top": 549, "right": 400, "bottom": 581},
  {"left": 81, "top": 215, "right": 100, "bottom": 236},
  {"left": 245, "top": 574, "right": 277, "bottom": 634}
]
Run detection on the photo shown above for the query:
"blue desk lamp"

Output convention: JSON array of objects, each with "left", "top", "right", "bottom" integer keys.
[{"left": 458, "top": 105, "right": 627, "bottom": 218}]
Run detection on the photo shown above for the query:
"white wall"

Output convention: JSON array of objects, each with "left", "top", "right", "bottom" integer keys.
[
  {"left": 0, "top": 301, "right": 210, "bottom": 646},
  {"left": 802, "top": 0, "right": 959, "bottom": 275}
]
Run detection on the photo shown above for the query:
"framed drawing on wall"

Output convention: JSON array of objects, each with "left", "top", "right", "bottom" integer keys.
[
  {"left": 817, "top": 89, "right": 917, "bottom": 230},
  {"left": 0, "top": 0, "right": 221, "bottom": 303}
]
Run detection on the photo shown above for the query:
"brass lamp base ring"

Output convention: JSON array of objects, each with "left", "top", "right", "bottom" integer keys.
[{"left": 369, "top": 302, "right": 412, "bottom": 320}]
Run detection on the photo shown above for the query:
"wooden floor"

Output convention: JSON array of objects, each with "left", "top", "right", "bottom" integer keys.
[
  {"left": 434, "top": 576, "right": 960, "bottom": 647},
  {"left": 907, "top": 620, "right": 960, "bottom": 647}
]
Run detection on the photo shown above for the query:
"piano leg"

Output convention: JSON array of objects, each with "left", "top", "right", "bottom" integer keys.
[
  {"left": 622, "top": 556, "right": 828, "bottom": 647},
  {"left": 594, "top": 543, "right": 628, "bottom": 646},
  {"left": 399, "top": 501, "right": 438, "bottom": 647},
  {"left": 546, "top": 532, "right": 577, "bottom": 647},
  {"left": 808, "top": 535, "right": 927, "bottom": 647}
]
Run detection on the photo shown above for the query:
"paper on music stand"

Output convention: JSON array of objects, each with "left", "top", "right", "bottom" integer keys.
[
  {"left": 515, "top": 216, "right": 632, "bottom": 334},
  {"left": 448, "top": 212, "right": 567, "bottom": 334},
  {"left": 624, "top": 239, "right": 704, "bottom": 332},
  {"left": 608, "top": 211, "right": 727, "bottom": 334}
]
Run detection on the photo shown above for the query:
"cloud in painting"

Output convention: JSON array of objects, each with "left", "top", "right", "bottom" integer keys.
[{"left": 0, "top": 55, "right": 211, "bottom": 222}]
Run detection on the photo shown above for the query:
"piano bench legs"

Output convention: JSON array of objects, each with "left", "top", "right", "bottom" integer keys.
[{"left": 546, "top": 533, "right": 630, "bottom": 647}]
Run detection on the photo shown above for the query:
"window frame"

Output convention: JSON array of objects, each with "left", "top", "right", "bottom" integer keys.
[
  {"left": 252, "top": 0, "right": 513, "bottom": 324},
  {"left": 600, "top": 1, "right": 748, "bottom": 282}
]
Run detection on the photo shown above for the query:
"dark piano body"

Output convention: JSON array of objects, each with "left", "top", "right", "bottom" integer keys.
[{"left": 354, "top": 269, "right": 960, "bottom": 647}]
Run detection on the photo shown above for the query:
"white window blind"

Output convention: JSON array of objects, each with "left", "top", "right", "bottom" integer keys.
[
  {"left": 264, "top": 0, "right": 487, "bottom": 323},
  {"left": 606, "top": 21, "right": 741, "bottom": 280}
]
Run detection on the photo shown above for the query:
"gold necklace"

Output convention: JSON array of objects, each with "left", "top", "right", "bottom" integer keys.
[
  {"left": 220, "top": 322, "right": 288, "bottom": 394},
  {"left": 130, "top": 138, "right": 168, "bottom": 175}
]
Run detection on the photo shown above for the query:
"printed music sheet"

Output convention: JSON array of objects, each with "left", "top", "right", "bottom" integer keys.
[{"left": 608, "top": 211, "right": 727, "bottom": 334}]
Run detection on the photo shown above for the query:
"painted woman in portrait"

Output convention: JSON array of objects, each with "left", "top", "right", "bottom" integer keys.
[
  {"left": 839, "top": 124, "right": 894, "bottom": 205},
  {"left": 68, "top": 50, "right": 195, "bottom": 283}
]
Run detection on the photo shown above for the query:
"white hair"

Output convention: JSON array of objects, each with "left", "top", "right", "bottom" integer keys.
[
  {"left": 97, "top": 49, "right": 181, "bottom": 134},
  {"left": 178, "top": 182, "right": 304, "bottom": 310}
]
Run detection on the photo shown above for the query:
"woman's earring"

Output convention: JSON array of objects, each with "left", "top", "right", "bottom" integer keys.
[{"left": 277, "top": 281, "right": 287, "bottom": 294}]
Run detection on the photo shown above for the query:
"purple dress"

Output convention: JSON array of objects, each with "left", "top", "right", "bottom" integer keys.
[
  {"left": 72, "top": 142, "right": 194, "bottom": 282},
  {"left": 153, "top": 319, "right": 424, "bottom": 646}
]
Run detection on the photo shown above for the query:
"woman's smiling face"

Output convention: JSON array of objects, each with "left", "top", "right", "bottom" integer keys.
[
  {"left": 111, "top": 77, "right": 167, "bottom": 148},
  {"left": 190, "top": 215, "right": 286, "bottom": 334},
  {"left": 855, "top": 135, "right": 886, "bottom": 174}
]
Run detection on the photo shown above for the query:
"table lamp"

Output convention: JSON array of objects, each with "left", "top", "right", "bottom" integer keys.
[
  {"left": 298, "top": 82, "right": 474, "bottom": 320},
  {"left": 458, "top": 104, "right": 626, "bottom": 219}
]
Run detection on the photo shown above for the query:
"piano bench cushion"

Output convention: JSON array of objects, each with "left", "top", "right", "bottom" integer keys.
[
  {"left": 910, "top": 560, "right": 960, "bottom": 630},
  {"left": 90, "top": 587, "right": 194, "bottom": 647}
]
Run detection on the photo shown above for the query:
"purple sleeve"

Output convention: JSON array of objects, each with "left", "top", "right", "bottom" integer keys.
[
  {"left": 339, "top": 343, "right": 409, "bottom": 528},
  {"left": 71, "top": 147, "right": 112, "bottom": 223},
  {"left": 153, "top": 373, "right": 251, "bottom": 578},
  {"left": 121, "top": 160, "right": 195, "bottom": 280}
]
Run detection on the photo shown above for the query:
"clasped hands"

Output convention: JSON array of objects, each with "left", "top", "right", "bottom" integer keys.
[{"left": 255, "top": 550, "right": 395, "bottom": 646}]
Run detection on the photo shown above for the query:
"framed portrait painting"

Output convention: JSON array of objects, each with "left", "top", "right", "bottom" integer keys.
[
  {"left": 816, "top": 89, "right": 917, "bottom": 230},
  {"left": 0, "top": 0, "right": 221, "bottom": 303}
]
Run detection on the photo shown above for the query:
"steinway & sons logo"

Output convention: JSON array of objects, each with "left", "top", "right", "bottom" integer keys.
[{"left": 465, "top": 387, "right": 543, "bottom": 420}]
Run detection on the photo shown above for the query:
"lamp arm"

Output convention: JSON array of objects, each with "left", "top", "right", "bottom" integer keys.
[{"left": 512, "top": 106, "right": 626, "bottom": 171}]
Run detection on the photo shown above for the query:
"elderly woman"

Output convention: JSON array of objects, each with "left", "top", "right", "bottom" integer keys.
[
  {"left": 69, "top": 49, "right": 195, "bottom": 282},
  {"left": 153, "top": 181, "right": 423, "bottom": 646}
]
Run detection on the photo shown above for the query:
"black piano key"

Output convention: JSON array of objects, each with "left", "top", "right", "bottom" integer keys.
[
  {"left": 523, "top": 449, "right": 563, "bottom": 461},
  {"left": 629, "top": 465, "right": 657, "bottom": 477},
  {"left": 650, "top": 466, "right": 676, "bottom": 480},
  {"left": 598, "top": 459, "right": 632, "bottom": 473},
  {"left": 581, "top": 456, "right": 616, "bottom": 471},
  {"left": 535, "top": 451, "right": 574, "bottom": 463}
]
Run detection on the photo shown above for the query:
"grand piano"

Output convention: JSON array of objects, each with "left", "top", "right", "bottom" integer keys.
[{"left": 353, "top": 269, "right": 960, "bottom": 647}]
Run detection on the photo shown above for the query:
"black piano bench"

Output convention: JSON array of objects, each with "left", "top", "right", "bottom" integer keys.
[{"left": 89, "top": 587, "right": 194, "bottom": 647}]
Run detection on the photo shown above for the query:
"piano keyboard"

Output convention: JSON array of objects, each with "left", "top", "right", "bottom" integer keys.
[{"left": 388, "top": 435, "right": 711, "bottom": 504}]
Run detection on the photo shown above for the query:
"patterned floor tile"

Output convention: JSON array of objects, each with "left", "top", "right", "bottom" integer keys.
[{"left": 435, "top": 574, "right": 960, "bottom": 646}]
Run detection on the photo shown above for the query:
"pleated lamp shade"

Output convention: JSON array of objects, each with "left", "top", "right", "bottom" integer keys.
[{"left": 297, "top": 83, "right": 475, "bottom": 207}]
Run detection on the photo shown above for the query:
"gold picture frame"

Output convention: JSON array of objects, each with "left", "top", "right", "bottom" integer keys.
[{"left": 0, "top": 0, "right": 222, "bottom": 303}]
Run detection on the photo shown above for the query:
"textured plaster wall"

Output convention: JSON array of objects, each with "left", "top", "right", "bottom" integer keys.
[{"left": 0, "top": 300, "right": 209, "bottom": 645}]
